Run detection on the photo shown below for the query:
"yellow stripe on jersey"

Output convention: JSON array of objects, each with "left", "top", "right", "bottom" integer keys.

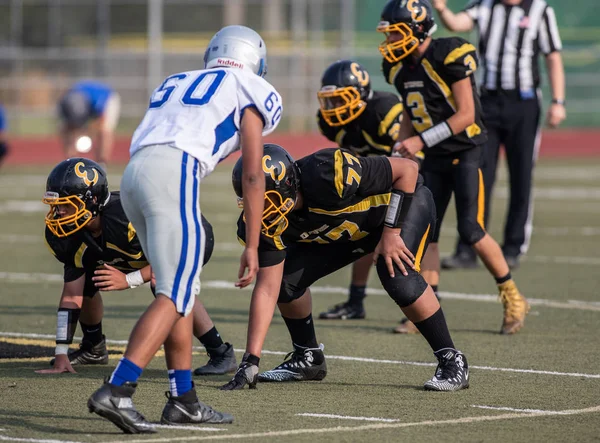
[
  {"left": 443, "top": 43, "right": 477, "bottom": 65},
  {"left": 477, "top": 169, "right": 486, "bottom": 229},
  {"left": 335, "top": 129, "right": 347, "bottom": 146},
  {"left": 421, "top": 59, "right": 457, "bottom": 111},
  {"left": 74, "top": 243, "right": 87, "bottom": 268},
  {"left": 334, "top": 149, "right": 345, "bottom": 198},
  {"left": 308, "top": 193, "right": 391, "bottom": 216},
  {"left": 128, "top": 260, "right": 149, "bottom": 269},
  {"left": 237, "top": 236, "right": 246, "bottom": 246},
  {"left": 378, "top": 103, "right": 404, "bottom": 136},
  {"left": 387, "top": 62, "right": 403, "bottom": 85},
  {"left": 362, "top": 131, "right": 392, "bottom": 153},
  {"left": 466, "top": 123, "right": 482, "bottom": 138},
  {"left": 273, "top": 235, "right": 285, "bottom": 250},
  {"left": 414, "top": 223, "right": 431, "bottom": 273},
  {"left": 106, "top": 242, "right": 144, "bottom": 259},
  {"left": 127, "top": 222, "right": 136, "bottom": 242}
]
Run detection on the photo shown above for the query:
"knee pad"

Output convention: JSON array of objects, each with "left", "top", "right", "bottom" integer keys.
[
  {"left": 376, "top": 258, "right": 428, "bottom": 308},
  {"left": 457, "top": 218, "right": 485, "bottom": 245},
  {"left": 277, "top": 279, "right": 306, "bottom": 304}
]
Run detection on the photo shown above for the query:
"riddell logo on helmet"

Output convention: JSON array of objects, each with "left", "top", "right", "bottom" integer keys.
[{"left": 217, "top": 58, "right": 245, "bottom": 69}]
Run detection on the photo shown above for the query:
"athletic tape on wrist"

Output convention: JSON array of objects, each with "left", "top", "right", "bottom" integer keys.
[
  {"left": 126, "top": 270, "right": 144, "bottom": 288},
  {"left": 55, "top": 344, "right": 70, "bottom": 355},
  {"left": 420, "top": 121, "right": 453, "bottom": 148},
  {"left": 56, "top": 308, "right": 80, "bottom": 345},
  {"left": 384, "top": 190, "right": 414, "bottom": 228}
]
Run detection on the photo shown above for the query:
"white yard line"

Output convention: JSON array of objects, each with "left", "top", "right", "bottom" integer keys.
[
  {"left": 0, "top": 437, "right": 83, "bottom": 443},
  {"left": 471, "top": 405, "right": 559, "bottom": 414},
  {"left": 142, "top": 424, "right": 223, "bottom": 432},
  {"left": 296, "top": 413, "right": 399, "bottom": 423},
  {"left": 103, "top": 405, "right": 600, "bottom": 443},
  {"left": 1, "top": 274, "right": 600, "bottom": 312},
  {"left": 2, "top": 331, "right": 599, "bottom": 380}
]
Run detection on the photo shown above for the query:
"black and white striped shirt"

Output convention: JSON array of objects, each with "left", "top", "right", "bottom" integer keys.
[{"left": 463, "top": 0, "right": 562, "bottom": 92}]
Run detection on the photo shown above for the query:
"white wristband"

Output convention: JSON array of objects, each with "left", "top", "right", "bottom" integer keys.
[
  {"left": 420, "top": 121, "right": 453, "bottom": 148},
  {"left": 55, "top": 344, "right": 70, "bottom": 355},
  {"left": 126, "top": 270, "right": 144, "bottom": 288}
]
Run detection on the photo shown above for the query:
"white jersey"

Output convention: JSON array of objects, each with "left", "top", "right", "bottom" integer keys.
[{"left": 130, "top": 67, "right": 282, "bottom": 179}]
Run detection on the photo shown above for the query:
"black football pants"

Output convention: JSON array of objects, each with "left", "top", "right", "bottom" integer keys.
[{"left": 455, "top": 90, "right": 541, "bottom": 259}]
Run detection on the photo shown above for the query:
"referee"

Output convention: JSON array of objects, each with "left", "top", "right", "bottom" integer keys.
[{"left": 433, "top": 0, "right": 566, "bottom": 269}]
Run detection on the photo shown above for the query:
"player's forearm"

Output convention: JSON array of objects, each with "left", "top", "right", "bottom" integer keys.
[
  {"left": 546, "top": 52, "right": 566, "bottom": 101},
  {"left": 436, "top": 8, "right": 474, "bottom": 33},
  {"left": 446, "top": 107, "right": 475, "bottom": 136},
  {"left": 388, "top": 157, "right": 419, "bottom": 194},
  {"left": 242, "top": 175, "right": 265, "bottom": 249},
  {"left": 397, "top": 111, "right": 414, "bottom": 142},
  {"left": 56, "top": 292, "right": 83, "bottom": 354}
]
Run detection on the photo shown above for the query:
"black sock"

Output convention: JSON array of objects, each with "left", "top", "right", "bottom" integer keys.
[
  {"left": 282, "top": 314, "right": 318, "bottom": 349},
  {"left": 495, "top": 272, "right": 512, "bottom": 285},
  {"left": 80, "top": 321, "right": 103, "bottom": 345},
  {"left": 348, "top": 284, "right": 367, "bottom": 307},
  {"left": 198, "top": 326, "right": 224, "bottom": 350},
  {"left": 414, "top": 308, "right": 455, "bottom": 353}
]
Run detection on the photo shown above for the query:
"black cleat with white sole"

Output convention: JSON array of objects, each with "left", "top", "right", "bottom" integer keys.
[
  {"left": 258, "top": 343, "right": 327, "bottom": 382},
  {"left": 50, "top": 336, "right": 109, "bottom": 366},
  {"left": 424, "top": 348, "right": 469, "bottom": 392},
  {"left": 88, "top": 380, "right": 155, "bottom": 434},
  {"left": 161, "top": 386, "right": 233, "bottom": 424}
]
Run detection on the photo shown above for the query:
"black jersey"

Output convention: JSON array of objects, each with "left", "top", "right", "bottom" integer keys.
[
  {"left": 383, "top": 37, "right": 487, "bottom": 156},
  {"left": 237, "top": 148, "right": 394, "bottom": 266},
  {"left": 318, "top": 91, "right": 403, "bottom": 157},
  {"left": 45, "top": 192, "right": 148, "bottom": 282}
]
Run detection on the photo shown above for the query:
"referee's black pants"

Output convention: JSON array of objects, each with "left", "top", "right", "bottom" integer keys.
[{"left": 455, "top": 90, "right": 541, "bottom": 259}]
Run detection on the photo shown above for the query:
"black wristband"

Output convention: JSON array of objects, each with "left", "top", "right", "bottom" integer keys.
[
  {"left": 242, "top": 352, "right": 260, "bottom": 367},
  {"left": 384, "top": 190, "right": 414, "bottom": 228},
  {"left": 551, "top": 98, "right": 566, "bottom": 105},
  {"left": 56, "top": 308, "right": 81, "bottom": 344}
]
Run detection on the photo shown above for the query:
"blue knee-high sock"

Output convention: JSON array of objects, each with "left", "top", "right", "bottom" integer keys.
[
  {"left": 109, "top": 357, "right": 142, "bottom": 386},
  {"left": 168, "top": 369, "right": 193, "bottom": 397}
]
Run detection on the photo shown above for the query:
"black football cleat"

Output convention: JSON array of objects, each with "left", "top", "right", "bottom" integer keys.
[
  {"left": 440, "top": 253, "right": 479, "bottom": 270},
  {"left": 88, "top": 380, "right": 155, "bottom": 434},
  {"left": 161, "top": 387, "right": 233, "bottom": 425},
  {"left": 319, "top": 302, "right": 365, "bottom": 320},
  {"left": 424, "top": 348, "right": 469, "bottom": 392},
  {"left": 258, "top": 343, "right": 327, "bottom": 382},
  {"left": 194, "top": 343, "right": 237, "bottom": 376},
  {"left": 50, "top": 335, "right": 109, "bottom": 366}
]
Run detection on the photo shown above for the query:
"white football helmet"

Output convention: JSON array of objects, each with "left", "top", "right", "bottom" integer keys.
[{"left": 204, "top": 25, "right": 268, "bottom": 77}]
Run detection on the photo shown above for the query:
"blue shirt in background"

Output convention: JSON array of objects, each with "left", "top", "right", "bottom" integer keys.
[
  {"left": 71, "top": 81, "right": 113, "bottom": 117},
  {"left": 0, "top": 105, "right": 6, "bottom": 131}
]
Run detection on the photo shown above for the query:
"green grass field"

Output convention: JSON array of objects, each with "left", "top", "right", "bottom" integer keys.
[{"left": 1, "top": 158, "right": 600, "bottom": 442}]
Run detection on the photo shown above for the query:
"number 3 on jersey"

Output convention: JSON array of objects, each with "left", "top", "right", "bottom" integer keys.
[{"left": 149, "top": 71, "right": 226, "bottom": 109}]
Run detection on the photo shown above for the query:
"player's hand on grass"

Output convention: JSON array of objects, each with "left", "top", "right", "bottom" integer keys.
[
  {"left": 92, "top": 264, "right": 128, "bottom": 291},
  {"left": 394, "top": 136, "right": 424, "bottom": 159},
  {"left": 373, "top": 228, "right": 415, "bottom": 277},
  {"left": 35, "top": 354, "right": 76, "bottom": 374},
  {"left": 236, "top": 247, "right": 259, "bottom": 288},
  {"left": 220, "top": 362, "right": 259, "bottom": 390}
]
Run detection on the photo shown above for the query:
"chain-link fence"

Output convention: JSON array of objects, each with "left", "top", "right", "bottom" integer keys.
[{"left": 0, "top": 0, "right": 596, "bottom": 135}]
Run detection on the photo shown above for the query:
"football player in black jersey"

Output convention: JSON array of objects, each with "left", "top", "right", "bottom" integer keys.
[
  {"left": 221, "top": 144, "right": 469, "bottom": 392},
  {"left": 36, "top": 158, "right": 236, "bottom": 379},
  {"left": 316, "top": 60, "right": 424, "bottom": 333},
  {"left": 377, "top": 0, "right": 529, "bottom": 334}
]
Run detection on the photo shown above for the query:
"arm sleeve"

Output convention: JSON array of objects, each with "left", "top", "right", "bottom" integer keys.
[
  {"left": 356, "top": 156, "right": 393, "bottom": 198},
  {"left": 538, "top": 6, "right": 562, "bottom": 55},
  {"left": 238, "top": 76, "right": 283, "bottom": 137},
  {"left": 441, "top": 39, "right": 479, "bottom": 85}
]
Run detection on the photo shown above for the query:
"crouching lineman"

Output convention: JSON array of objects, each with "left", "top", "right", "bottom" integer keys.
[
  {"left": 36, "top": 158, "right": 236, "bottom": 376},
  {"left": 221, "top": 144, "right": 469, "bottom": 392}
]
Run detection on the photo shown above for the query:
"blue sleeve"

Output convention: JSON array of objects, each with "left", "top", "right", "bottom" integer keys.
[{"left": 0, "top": 106, "right": 6, "bottom": 131}]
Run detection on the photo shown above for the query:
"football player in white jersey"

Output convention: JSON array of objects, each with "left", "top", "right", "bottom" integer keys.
[{"left": 87, "top": 25, "right": 283, "bottom": 434}]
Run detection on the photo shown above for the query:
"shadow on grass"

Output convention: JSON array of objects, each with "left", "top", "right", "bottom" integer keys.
[{"left": 0, "top": 412, "right": 122, "bottom": 436}]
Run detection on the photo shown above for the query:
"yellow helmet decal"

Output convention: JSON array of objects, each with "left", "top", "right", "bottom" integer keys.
[
  {"left": 74, "top": 161, "right": 99, "bottom": 187},
  {"left": 262, "top": 155, "right": 286, "bottom": 182}
]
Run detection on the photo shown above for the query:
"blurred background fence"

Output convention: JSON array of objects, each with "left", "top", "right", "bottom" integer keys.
[{"left": 0, "top": 0, "right": 597, "bottom": 136}]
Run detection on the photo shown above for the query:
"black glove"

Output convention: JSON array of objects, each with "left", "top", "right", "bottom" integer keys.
[{"left": 220, "top": 360, "right": 259, "bottom": 391}]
